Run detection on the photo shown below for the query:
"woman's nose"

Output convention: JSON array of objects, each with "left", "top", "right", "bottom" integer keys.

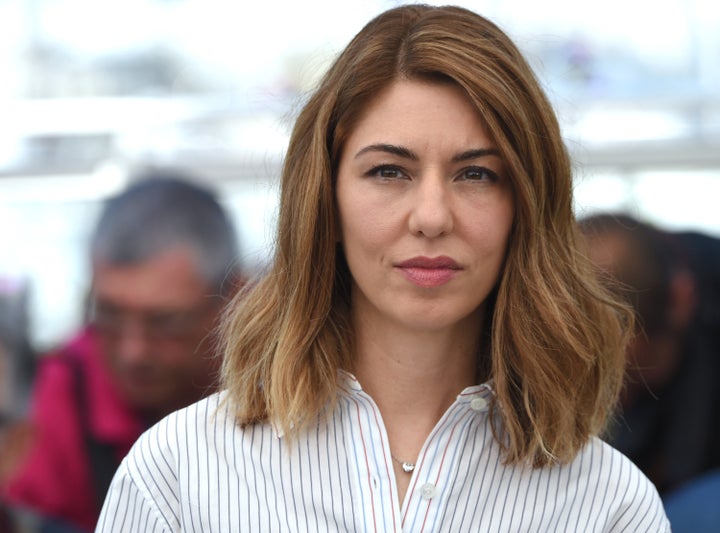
[{"left": 407, "top": 176, "right": 454, "bottom": 238}]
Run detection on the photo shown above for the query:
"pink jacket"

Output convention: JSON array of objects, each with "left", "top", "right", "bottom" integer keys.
[{"left": 3, "top": 328, "right": 145, "bottom": 531}]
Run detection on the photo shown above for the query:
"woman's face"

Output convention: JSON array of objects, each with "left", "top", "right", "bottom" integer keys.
[{"left": 335, "top": 79, "right": 515, "bottom": 334}]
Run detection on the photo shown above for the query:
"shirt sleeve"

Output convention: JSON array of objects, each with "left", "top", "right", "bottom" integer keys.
[
  {"left": 609, "top": 490, "right": 671, "bottom": 532},
  {"left": 602, "top": 451, "right": 672, "bottom": 532},
  {"left": 95, "top": 461, "right": 172, "bottom": 533},
  {"left": 96, "top": 422, "right": 182, "bottom": 533}
]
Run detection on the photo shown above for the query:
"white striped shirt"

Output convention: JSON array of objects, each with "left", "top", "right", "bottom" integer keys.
[{"left": 96, "top": 373, "right": 670, "bottom": 532}]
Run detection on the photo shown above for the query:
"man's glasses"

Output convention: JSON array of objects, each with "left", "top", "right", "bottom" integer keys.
[{"left": 89, "top": 300, "right": 217, "bottom": 342}]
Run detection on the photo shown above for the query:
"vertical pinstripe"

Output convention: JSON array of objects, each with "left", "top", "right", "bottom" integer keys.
[{"left": 97, "top": 373, "right": 670, "bottom": 532}]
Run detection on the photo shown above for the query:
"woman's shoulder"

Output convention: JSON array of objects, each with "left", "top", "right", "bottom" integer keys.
[
  {"left": 160, "top": 390, "right": 231, "bottom": 431},
  {"left": 98, "top": 393, "right": 238, "bottom": 531},
  {"left": 579, "top": 436, "right": 653, "bottom": 478},
  {"left": 574, "top": 436, "right": 658, "bottom": 493},
  {"left": 126, "top": 392, "right": 233, "bottom": 465},
  {"left": 570, "top": 436, "right": 670, "bottom": 531}
]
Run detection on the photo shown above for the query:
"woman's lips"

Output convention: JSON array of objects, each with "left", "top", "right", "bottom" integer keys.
[{"left": 395, "top": 256, "right": 461, "bottom": 287}]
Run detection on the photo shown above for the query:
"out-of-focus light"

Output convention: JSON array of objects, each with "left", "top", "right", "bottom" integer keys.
[
  {"left": 633, "top": 170, "right": 720, "bottom": 234},
  {"left": 567, "top": 109, "right": 690, "bottom": 145},
  {"left": 0, "top": 165, "right": 127, "bottom": 204},
  {"left": 573, "top": 173, "right": 633, "bottom": 215}
]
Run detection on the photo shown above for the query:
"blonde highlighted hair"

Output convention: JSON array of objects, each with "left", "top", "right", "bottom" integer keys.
[{"left": 220, "top": 4, "right": 631, "bottom": 466}]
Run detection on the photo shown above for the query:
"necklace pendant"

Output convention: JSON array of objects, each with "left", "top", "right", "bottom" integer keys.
[{"left": 402, "top": 461, "right": 415, "bottom": 473}]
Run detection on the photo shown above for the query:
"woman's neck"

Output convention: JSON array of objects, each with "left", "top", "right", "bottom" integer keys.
[
  {"left": 350, "top": 310, "right": 485, "bottom": 505},
  {"left": 352, "top": 313, "right": 482, "bottom": 430}
]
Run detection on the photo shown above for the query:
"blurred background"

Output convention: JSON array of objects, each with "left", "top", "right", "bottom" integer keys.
[{"left": 1, "top": 0, "right": 719, "bottom": 353}]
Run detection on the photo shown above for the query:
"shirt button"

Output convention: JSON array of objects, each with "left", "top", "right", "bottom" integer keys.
[
  {"left": 470, "top": 396, "right": 487, "bottom": 411},
  {"left": 420, "top": 483, "right": 436, "bottom": 500}
]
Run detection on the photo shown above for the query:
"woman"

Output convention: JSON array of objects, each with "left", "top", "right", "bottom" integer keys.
[{"left": 97, "top": 5, "right": 669, "bottom": 531}]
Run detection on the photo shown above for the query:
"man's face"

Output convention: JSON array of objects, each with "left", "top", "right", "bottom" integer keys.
[
  {"left": 90, "top": 246, "right": 223, "bottom": 418},
  {"left": 583, "top": 231, "right": 682, "bottom": 401}
]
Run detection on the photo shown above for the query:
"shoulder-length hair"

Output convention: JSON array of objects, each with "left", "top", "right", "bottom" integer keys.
[{"left": 221, "top": 4, "right": 631, "bottom": 466}]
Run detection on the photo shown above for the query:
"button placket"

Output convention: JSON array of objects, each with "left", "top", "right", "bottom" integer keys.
[{"left": 419, "top": 482, "right": 437, "bottom": 500}]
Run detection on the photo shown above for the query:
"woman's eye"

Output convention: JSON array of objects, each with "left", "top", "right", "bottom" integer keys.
[
  {"left": 461, "top": 166, "right": 498, "bottom": 182},
  {"left": 367, "top": 165, "right": 406, "bottom": 180}
]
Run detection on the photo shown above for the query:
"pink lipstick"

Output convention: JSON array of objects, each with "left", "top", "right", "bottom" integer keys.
[{"left": 395, "top": 256, "right": 461, "bottom": 287}]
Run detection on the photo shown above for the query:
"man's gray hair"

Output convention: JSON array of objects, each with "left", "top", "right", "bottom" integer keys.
[{"left": 90, "top": 171, "right": 240, "bottom": 295}]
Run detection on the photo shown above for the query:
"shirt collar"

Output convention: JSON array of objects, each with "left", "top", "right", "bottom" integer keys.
[{"left": 339, "top": 369, "right": 495, "bottom": 408}]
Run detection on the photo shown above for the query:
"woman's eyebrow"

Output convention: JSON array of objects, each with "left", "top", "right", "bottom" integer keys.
[
  {"left": 355, "top": 143, "right": 418, "bottom": 160},
  {"left": 354, "top": 144, "right": 500, "bottom": 163},
  {"left": 452, "top": 148, "right": 501, "bottom": 163}
]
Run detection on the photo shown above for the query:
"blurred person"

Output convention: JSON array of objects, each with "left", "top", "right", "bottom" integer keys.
[
  {"left": 2, "top": 173, "right": 242, "bottom": 532},
  {"left": 579, "top": 212, "right": 720, "bottom": 495},
  {"left": 98, "top": 6, "right": 667, "bottom": 531},
  {"left": 0, "top": 348, "right": 16, "bottom": 532},
  {"left": 1, "top": 337, "right": 34, "bottom": 533},
  {"left": 0, "top": 284, "right": 37, "bottom": 532},
  {"left": 0, "top": 279, "right": 36, "bottom": 418},
  {"left": 673, "top": 228, "right": 720, "bottom": 335},
  {"left": 663, "top": 467, "right": 720, "bottom": 532}
]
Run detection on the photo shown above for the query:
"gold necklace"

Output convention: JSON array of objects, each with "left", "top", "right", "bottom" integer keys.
[{"left": 391, "top": 454, "right": 415, "bottom": 473}]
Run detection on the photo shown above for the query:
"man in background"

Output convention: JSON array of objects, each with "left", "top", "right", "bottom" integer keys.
[
  {"left": 579, "top": 212, "right": 720, "bottom": 496},
  {"left": 2, "top": 172, "right": 243, "bottom": 531}
]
